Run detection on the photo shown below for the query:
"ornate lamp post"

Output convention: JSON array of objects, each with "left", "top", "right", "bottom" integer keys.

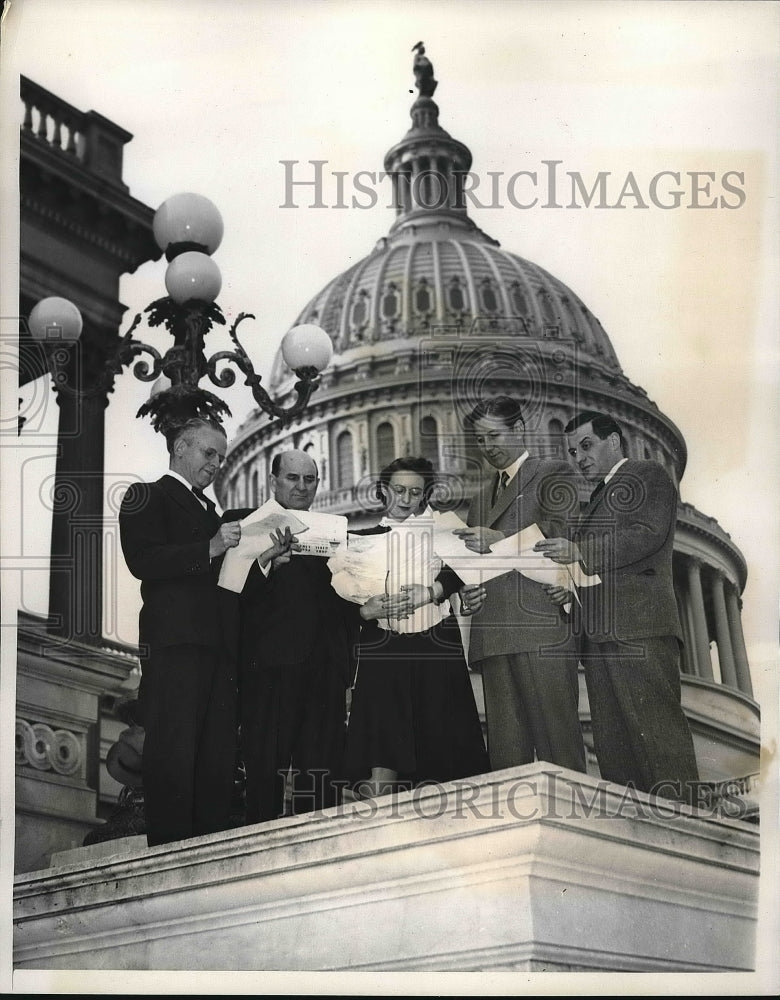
[
  {"left": 29, "top": 192, "right": 333, "bottom": 436},
  {"left": 27, "top": 194, "right": 333, "bottom": 642}
]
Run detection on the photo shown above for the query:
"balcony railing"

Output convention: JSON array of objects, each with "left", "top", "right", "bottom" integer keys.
[{"left": 21, "top": 75, "right": 132, "bottom": 187}]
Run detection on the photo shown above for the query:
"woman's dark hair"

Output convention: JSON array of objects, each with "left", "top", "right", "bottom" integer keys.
[{"left": 375, "top": 456, "right": 436, "bottom": 509}]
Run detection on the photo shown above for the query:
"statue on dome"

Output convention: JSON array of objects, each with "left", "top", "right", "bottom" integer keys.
[{"left": 412, "top": 41, "right": 438, "bottom": 97}]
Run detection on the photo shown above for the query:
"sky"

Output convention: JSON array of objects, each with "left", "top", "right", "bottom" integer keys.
[
  {"left": 3, "top": 0, "right": 778, "bottom": 678},
  {"left": 1, "top": 0, "right": 779, "bottom": 991}
]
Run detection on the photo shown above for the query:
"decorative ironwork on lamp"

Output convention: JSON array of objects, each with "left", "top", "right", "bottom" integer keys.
[{"left": 27, "top": 192, "right": 333, "bottom": 436}]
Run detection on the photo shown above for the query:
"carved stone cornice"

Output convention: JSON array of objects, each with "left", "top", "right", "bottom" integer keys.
[{"left": 20, "top": 181, "right": 159, "bottom": 274}]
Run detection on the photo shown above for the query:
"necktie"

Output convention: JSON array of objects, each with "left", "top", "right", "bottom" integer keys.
[
  {"left": 493, "top": 470, "right": 510, "bottom": 505},
  {"left": 191, "top": 486, "right": 215, "bottom": 513},
  {"left": 588, "top": 479, "right": 606, "bottom": 505}
]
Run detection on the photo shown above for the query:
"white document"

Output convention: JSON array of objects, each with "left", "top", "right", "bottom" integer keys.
[
  {"left": 287, "top": 509, "right": 348, "bottom": 558},
  {"left": 432, "top": 513, "right": 601, "bottom": 591},
  {"left": 217, "top": 499, "right": 309, "bottom": 593}
]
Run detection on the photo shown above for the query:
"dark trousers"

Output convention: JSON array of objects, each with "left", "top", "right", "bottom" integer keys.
[
  {"left": 240, "top": 654, "right": 346, "bottom": 824},
  {"left": 140, "top": 644, "right": 237, "bottom": 847},
  {"left": 582, "top": 635, "right": 700, "bottom": 801},
  {"left": 479, "top": 648, "right": 586, "bottom": 773}
]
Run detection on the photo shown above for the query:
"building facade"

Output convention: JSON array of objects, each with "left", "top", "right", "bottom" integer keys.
[{"left": 16, "top": 77, "right": 158, "bottom": 872}]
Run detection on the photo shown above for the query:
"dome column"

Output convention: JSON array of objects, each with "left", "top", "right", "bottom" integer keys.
[
  {"left": 725, "top": 583, "right": 753, "bottom": 697},
  {"left": 711, "top": 571, "right": 738, "bottom": 689},
  {"left": 686, "top": 558, "right": 714, "bottom": 681},
  {"left": 675, "top": 587, "right": 697, "bottom": 676}
]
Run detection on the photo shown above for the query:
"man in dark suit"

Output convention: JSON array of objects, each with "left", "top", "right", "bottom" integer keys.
[
  {"left": 455, "top": 396, "right": 586, "bottom": 774},
  {"left": 119, "top": 417, "right": 241, "bottom": 847},
  {"left": 227, "top": 449, "right": 354, "bottom": 824},
  {"left": 535, "top": 410, "right": 699, "bottom": 801}
]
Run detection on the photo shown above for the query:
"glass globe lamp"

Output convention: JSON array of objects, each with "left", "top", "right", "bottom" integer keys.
[
  {"left": 28, "top": 297, "right": 83, "bottom": 342},
  {"left": 153, "top": 193, "right": 224, "bottom": 259},
  {"left": 164, "top": 252, "right": 222, "bottom": 305},
  {"left": 281, "top": 324, "right": 333, "bottom": 373}
]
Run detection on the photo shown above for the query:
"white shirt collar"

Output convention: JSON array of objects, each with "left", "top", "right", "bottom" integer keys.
[
  {"left": 166, "top": 468, "right": 211, "bottom": 509},
  {"left": 604, "top": 457, "right": 628, "bottom": 485},
  {"left": 167, "top": 468, "right": 196, "bottom": 492},
  {"left": 500, "top": 451, "right": 529, "bottom": 484}
]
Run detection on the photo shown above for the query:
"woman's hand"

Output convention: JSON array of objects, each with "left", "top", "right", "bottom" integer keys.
[
  {"left": 399, "top": 583, "right": 434, "bottom": 610},
  {"left": 452, "top": 526, "right": 504, "bottom": 553},
  {"left": 459, "top": 583, "right": 487, "bottom": 616},
  {"left": 360, "top": 591, "right": 414, "bottom": 621}
]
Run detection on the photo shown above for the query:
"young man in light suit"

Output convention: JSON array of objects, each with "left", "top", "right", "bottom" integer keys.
[
  {"left": 455, "top": 396, "right": 586, "bottom": 774},
  {"left": 535, "top": 410, "right": 699, "bottom": 802}
]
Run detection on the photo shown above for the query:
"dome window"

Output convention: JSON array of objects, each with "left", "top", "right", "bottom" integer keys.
[
  {"left": 382, "top": 282, "right": 400, "bottom": 320},
  {"left": 376, "top": 421, "right": 396, "bottom": 470},
  {"left": 414, "top": 277, "right": 433, "bottom": 316},
  {"left": 335, "top": 430, "right": 354, "bottom": 489},
  {"left": 350, "top": 289, "right": 370, "bottom": 342},
  {"left": 538, "top": 287, "right": 557, "bottom": 325},
  {"left": 447, "top": 276, "right": 466, "bottom": 313},
  {"left": 479, "top": 277, "right": 499, "bottom": 314},
  {"left": 419, "top": 415, "right": 438, "bottom": 465},
  {"left": 510, "top": 282, "right": 529, "bottom": 317}
]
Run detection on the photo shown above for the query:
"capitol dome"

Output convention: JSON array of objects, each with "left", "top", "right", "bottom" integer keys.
[
  {"left": 269, "top": 220, "right": 624, "bottom": 388},
  {"left": 217, "top": 49, "right": 757, "bottom": 776},
  {"left": 225, "top": 58, "right": 689, "bottom": 504}
]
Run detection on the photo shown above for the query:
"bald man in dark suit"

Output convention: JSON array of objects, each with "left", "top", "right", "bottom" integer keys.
[{"left": 225, "top": 449, "right": 355, "bottom": 823}]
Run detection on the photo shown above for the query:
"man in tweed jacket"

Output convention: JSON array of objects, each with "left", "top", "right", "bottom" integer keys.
[{"left": 536, "top": 410, "right": 699, "bottom": 802}]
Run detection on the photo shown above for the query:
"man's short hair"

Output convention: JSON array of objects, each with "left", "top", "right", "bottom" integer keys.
[
  {"left": 464, "top": 395, "right": 525, "bottom": 429},
  {"left": 165, "top": 417, "right": 226, "bottom": 455},
  {"left": 270, "top": 451, "right": 319, "bottom": 478},
  {"left": 564, "top": 411, "right": 625, "bottom": 452}
]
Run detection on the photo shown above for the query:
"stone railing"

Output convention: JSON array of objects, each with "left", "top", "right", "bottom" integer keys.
[
  {"left": 21, "top": 75, "right": 131, "bottom": 187},
  {"left": 21, "top": 76, "right": 85, "bottom": 159}
]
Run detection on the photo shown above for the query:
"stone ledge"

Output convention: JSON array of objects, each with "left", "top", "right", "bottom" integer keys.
[{"left": 13, "top": 764, "right": 759, "bottom": 972}]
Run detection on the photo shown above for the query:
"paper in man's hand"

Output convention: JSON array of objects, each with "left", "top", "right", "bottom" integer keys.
[{"left": 217, "top": 500, "right": 309, "bottom": 593}]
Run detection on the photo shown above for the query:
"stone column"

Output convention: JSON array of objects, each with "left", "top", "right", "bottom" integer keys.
[
  {"left": 48, "top": 346, "right": 109, "bottom": 643},
  {"left": 683, "top": 590, "right": 702, "bottom": 677},
  {"left": 711, "top": 571, "right": 738, "bottom": 689},
  {"left": 675, "top": 587, "right": 696, "bottom": 675},
  {"left": 409, "top": 158, "right": 422, "bottom": 212},
  {"left": 686, "top": 558, "right": 713, "bottom": 681},
  {"left": 725, "top": 583, "right": 753, "bottom": 697}
]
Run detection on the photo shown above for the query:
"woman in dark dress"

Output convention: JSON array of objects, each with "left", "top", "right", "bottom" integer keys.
[{"left": 336, "top": 457, "right": 489, "bottom": 798}]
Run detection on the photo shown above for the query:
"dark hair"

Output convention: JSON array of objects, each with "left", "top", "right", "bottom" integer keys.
[
  {"left": 375, "top": 456, "right": 436, "bottom": 508},
  {"left": 464, "top": 395, "right": 525, "bottom": 429},
  {"left": 165, "top": 417, "right": 225, "bottom": 455},
  {"left": 564, "top": 411, "right": 626, "bottom": 452}
]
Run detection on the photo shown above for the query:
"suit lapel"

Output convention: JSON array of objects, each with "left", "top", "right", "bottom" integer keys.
[
  {"left": 485, "top": 458, "right": 540, "bottom": 526},
  {"left": 159, "top": 475, "right": 218, "bottom": 529},
  {"left": 577, "top": 461, "right": 632, "bottom": 529}
]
